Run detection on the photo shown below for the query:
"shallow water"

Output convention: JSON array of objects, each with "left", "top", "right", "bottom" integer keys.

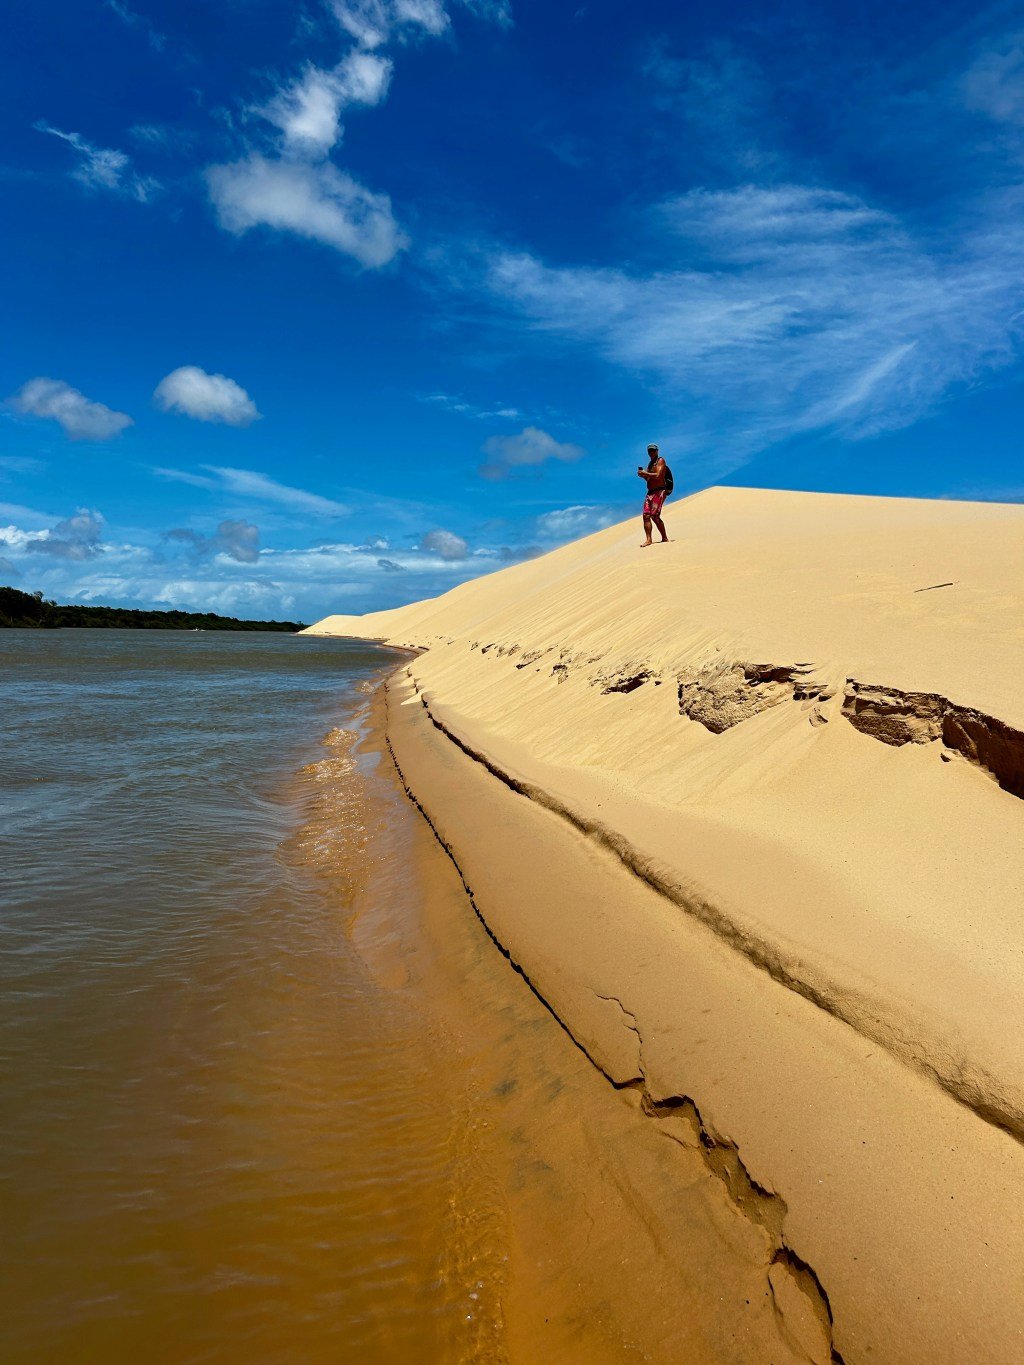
[
  {"left": 0, "top": 629, "right": 785, "bottom": 1364},
  {"left": 0, "top": 630, "right": 501, "bottom": 1362}
]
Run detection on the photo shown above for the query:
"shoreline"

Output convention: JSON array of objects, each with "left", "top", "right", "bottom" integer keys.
[
  {"left": 364, "top": 670, "right": 828, "bottom": 1363},
  {"left": 377, "top": 662, "right": 1024, "bottom": 1364}
]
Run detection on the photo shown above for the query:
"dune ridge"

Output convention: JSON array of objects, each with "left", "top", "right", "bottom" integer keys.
[{"left": 306, "top": 486, "right": 1024, "bottom": 1362}]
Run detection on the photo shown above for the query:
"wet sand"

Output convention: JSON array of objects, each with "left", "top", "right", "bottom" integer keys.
[{"left": 358, "top": 688, "right": 816, "bottom": 1363}]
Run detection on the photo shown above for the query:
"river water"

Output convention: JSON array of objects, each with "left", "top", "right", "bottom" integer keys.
[
  {"left": 0, "top": 629, "right": 786, "bottom": 1364},
  {"left": 1, "top": 630, "right": 508, "bottom": 1361}
]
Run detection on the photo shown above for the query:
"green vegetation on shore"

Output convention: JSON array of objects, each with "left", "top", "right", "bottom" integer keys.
[{"left": 0, "top": 586, "right": 306, "bottom": 632}]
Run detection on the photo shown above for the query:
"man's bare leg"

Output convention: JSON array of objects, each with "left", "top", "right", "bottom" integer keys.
[
  {"left": 652, "top": 513, "right": 669, "bottom": 543},
  {"left": 641, "top": 513, "right": 654, "bottom": 547}
]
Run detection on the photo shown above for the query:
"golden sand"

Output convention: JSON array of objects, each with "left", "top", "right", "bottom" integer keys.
[{"left": 307, "top": 487, "right": 1024, "bottom": 1363}]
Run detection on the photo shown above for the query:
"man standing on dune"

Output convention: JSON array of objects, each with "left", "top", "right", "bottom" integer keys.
[{"left": 637, "top": 443, "right": 671, "bottom": 547}]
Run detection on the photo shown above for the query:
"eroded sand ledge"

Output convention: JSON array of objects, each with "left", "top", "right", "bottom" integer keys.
[{"left": 306, "top": 487, "right": 1024, "bottom": 1363}]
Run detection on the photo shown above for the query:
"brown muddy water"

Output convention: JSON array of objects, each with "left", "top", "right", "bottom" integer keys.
[{"left": 0, "top": 631, "right": 782, "bottom": 1363}]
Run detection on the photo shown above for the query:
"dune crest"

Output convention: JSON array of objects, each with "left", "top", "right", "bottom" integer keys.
[{"left": 306, "top": 486, "right": 1024, "bottom": 1363}]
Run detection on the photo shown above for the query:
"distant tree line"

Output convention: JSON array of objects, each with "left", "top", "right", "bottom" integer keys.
[{"left": 0, "top": 586, "right": 306, "bottom": 632}]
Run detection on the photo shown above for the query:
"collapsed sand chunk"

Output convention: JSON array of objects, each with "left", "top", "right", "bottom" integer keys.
[
  {"left": 677, "top": 660, "right": 825, "bottom": 733},
  {"left": 844, "top": 680, "right": 1024, "bottom": 797}
]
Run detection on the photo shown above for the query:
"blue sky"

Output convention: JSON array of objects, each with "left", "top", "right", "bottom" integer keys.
[{"left": 2, "top": 0, "right": 1023, "bottom": 620}]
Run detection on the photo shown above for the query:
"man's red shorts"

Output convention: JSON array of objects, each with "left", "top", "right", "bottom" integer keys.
[{"left": 643, "top": 489, "right": 667, "bottom": 517}]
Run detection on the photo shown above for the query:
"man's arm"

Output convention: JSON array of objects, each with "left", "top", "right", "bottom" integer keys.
[{"left": 638, "top": 459, "right": 665, "bottom": 484}]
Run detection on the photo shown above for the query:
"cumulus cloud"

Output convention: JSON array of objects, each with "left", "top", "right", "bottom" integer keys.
[
  {"left": 9, "top": 377, "right": 133, "bottom": 441},
  {"left": 479, "top": 425, "right": 585, "bottom": 479},
  {"left": 206, "top": 155, "right": 406, "bottom": 267},
  {"left": 154, "top": 366, "right": 261, "bottom": 426},
  {"left": 25, "top": 508, "right": 104, "bottom": 561},
  {"left": 165, "top": 519, "right": 261, "bottom": 563},
  {"left": 204, "top": 0, "right": 511, "bottom": 265},
  {"left": 35, "top": 122, "right": 159, "bottom": 201},
  {"left": 483, "top": 182, "right": 1024, "bottom": 465},
  {"left": 377, "top": 556, "right": 406, "bottom": 570},
  {"left": 420, "top": 528, "right": 468, "bottom": 559},
  {"left": 263, "top": 51, "right": 392, "bottom": 155}
]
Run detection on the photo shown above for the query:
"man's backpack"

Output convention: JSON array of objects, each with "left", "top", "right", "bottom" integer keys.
[{"left": 662, "top": 463, "right": 674, "bottom": 496}]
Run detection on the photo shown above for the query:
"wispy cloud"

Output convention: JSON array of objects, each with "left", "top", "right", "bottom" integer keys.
[
  {"left": 152, "top": 467, "right": 217, "bottom": 490},
  {"left": 153, "top": 463, "right": 350, "bottom": 516},
  {"left": 643, "top": 40, "right": 781, "bottom": 177},
  {"left": 331, "top": 0, "right": 449, "bottom": 48},
  {"left": 0, "top": 501, "right": 54, "bottom": 529},
  {"left": 34, "top": 122, "right": 160, "bottom": 201},
  {"left": 8, "top": 377, "right": 133, "bottom": 441},
  {"left": 961, "top": 31, "right": 1024, "bottom": 125},
  {"left": 481, "top": 182, "right": 1024, "bottom": 467},
  {"left": 204, "top": 466, "right": 350, "bottom": 517},
  {"left": 154, "top": 366, "right": 261, "bottom": 426},
  {"left": 0, "top": 455, "right": 45, "bottom": 476},
  {"left": 106, "top": 0, "right": 167, "bottom": 53},
  {"left": 421, "top": 391, "right": 522, "bottom": 420}
]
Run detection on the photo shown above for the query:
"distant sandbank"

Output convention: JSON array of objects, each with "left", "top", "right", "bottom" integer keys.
[{"left": 306, "top": 486, "right": 1024, "bottom": 1364}]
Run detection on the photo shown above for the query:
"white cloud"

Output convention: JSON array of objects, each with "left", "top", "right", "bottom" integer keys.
[
  {"left": 35, "top": 122, "right": 159, "bottom": 201},
  {"left": 154, "top": 366, "right": 261, "bottom": 426},
  {"left": 659, "top": 184, "right": 892, "bottom": 252},
  {"left": 331, "top": 0, "right": 449, "bottom": 46},
  {"left": 0, "top": 525, "right": 48, "bottom": 552},
  {"left": 331, "top": 0, "right": 390, "bottom": 47},
  {"left": 205, "top": 0, "right": 509, "bottom": 266},
  {"left": 394, "top": 0, "right": 449, "bottom": 34},
  {"left": 206, "top": 155, "right": 406, "bottom": 267},
  {"left": 328, "top": 0, "right": 510, "bottom": 48},
  {"left": 204, "top": 466, "right": 350, "bottom": 517},
  {"left": 0, "top": 507, "right": 510, "bottom": 620},
  {"left": 9, "top": 377, "right": 133, "bottom": 441},
  {"left": 483, "top": 183, "right": 1024, "bottom": 464},
  {"left": 420, "top": 528, "right": 468, "bottom": 559},
  {"left": 422, "top": 391, "right": 522, "bottom": 420},
  {"left": 479, "top": 425, "right": 584, "bottom": 479},
  {"left": 535, "top": 505, "right": 617, "bottom": 539},
  {"left": 263, "top": 51, "right": 392, "bottom": 155}
]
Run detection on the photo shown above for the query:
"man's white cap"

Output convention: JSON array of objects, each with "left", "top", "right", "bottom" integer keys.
[{"left": 646, "top": 442, "right": 659, "bottom": 451}]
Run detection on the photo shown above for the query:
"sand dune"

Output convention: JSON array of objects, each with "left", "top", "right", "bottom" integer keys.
[{"left": 306, "top": 486, "right": 1024, "bottom": 1363}]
